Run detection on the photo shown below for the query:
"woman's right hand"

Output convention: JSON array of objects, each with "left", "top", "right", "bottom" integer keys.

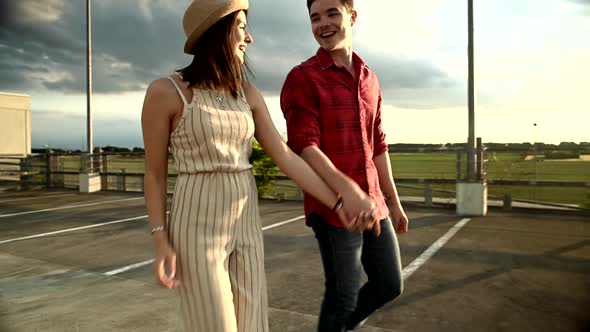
[{"left": 153, "top": 234, "right": 179, "bottom": 289}]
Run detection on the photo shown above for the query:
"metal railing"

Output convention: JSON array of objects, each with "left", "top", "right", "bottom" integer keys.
[{"left": 2, "top": 150, "right": 588, "bottom": 211}]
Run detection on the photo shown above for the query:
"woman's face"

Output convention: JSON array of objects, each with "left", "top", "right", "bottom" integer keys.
[{"left": 231, "top": 10, "right": 253, "bottom": 64}]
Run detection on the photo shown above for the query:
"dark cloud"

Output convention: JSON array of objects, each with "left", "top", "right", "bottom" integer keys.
[
  {"left": 566, "top": 0, "right": 590, "bottom": 5},
  {"left": 246, "top": 0, "right": 317, "bottom": 94},
  {"left": 0, "top": 0, "right": 187, "bottom": 95},
  {"left": 246, "top": 0, "right": 461, "bottom": 109},
  {"left": 1, "top": 0, "right": 462, "bottom": 109},
  {"left": 364, "top": 54, "right": 455, "bottom": 90},
  {"left": 566, "top": 0, "right": 590, "bottom": 15}
]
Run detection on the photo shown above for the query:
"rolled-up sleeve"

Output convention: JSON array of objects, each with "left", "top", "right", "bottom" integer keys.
[
  {"left": 280, "top": 67, "right": 321, "bottom": 155},
  {"left": 373, "top": 92, "right": 389, "bottom": 158}
]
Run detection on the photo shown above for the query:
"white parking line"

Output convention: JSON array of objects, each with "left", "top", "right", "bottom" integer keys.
[
  {"left": 261, "top": 215, "right": 304, "bottom": 231},
  {"left": 104, "top": 215, "right": 305, "bottom": 276},
  {"left": 104, "top": 259, "right": 154, "bottom": 276},
  {"left": 0, "top": 193, "right": 76, "bottom": 204},
  {"left": 11, "top": 213, "right": 469, "bottom": 281},
  {"left": 0, "top": 215, "right": 148, "bottom": 245},
  {"left": 402, "top": 218, "right": 471, "bottom": 280},
  {"left": 0, "top": 197, "right": 143, "bottom": 219},
  {"left": 268, "top": 307, "right": 396, "bottom": 332}
]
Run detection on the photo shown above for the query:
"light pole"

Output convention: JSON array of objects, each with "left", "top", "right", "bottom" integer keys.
[
  {"left": 533, "top": 123, "right": 538, "bottom": 199},
  {"left": 456, "top": 0, "right": 487, "bottom": 216},
  {"left": 466, "top": 0, "right": 476, "bottom": 181},
  {"left": 79, "top": 0, "right": 99, "bottom": 193},
  {"left": 86, "top": 0, "right": 93, "bottom": 156}
]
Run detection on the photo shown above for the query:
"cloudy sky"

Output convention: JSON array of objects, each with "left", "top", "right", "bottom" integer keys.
[{"left": 0, "top": 0, "right": 588, "bottom": 149}]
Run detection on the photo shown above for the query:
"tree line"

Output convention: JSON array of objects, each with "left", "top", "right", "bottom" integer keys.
[
  {"left": 33, "top": 142, "right": 590, "bottom": 154},
  {"left": 388, "top": 142, "right": 590, "bottom": 152}
]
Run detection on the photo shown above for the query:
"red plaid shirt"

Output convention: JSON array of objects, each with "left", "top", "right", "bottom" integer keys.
[{"left": 280, "top": 48, "right": 389, "bottom": 227}]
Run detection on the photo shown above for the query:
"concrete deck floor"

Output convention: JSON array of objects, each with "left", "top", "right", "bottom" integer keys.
[{"left": 0, "top": 189, "right": 588, "bottom": 332}]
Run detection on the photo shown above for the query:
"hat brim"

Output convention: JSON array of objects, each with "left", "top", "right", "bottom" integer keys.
[{"left": 183, "top": 0, "right": 249, "bottom": 55}]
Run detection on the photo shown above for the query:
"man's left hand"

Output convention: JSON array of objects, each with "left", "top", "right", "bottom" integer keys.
[{"left": 390, "top": 205, "right": 409, "bottom": 234}]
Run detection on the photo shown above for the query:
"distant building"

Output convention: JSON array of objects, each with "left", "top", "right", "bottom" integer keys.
[{"left": 0, "top": 92, "right": 31, "bottom": 156}]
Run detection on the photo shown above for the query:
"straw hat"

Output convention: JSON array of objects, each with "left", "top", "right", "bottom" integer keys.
[{"left": 183, "top": 0, "right": 249, "bottom": 54}]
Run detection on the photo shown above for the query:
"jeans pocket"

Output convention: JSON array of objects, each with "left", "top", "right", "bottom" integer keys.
[
  {"left": 311, "top": 212, "right": 331, "bottom": 228},
  {"left": 310, "top": 213, "right": 339, "bottom": 241}
]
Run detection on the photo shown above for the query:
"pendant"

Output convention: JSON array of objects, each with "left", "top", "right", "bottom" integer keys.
[{"left": 215, "top": 94, "right": 225, "bottom": 110}]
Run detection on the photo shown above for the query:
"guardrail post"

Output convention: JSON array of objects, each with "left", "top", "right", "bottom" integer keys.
[
  {"left": 120, "top": 168, "right": 127, "bottom": 192},
  {"left": 139, "top": 173, "right": 145, "bottom": 192},
  {"left": 424, "top": 184, "right": 433, "bottom": 207},
  {"left": 19, "top": 156, "right": 33, "bottom": 190},
  {"left": 101, "top": 153, "right": 109, "bottom": 190},
  {"left": 295, "top": 189, "right": 303, "bottom": 201},
  {"left": 18, "top": 157, "right": 26, "bottom": 190},
  {"left": 503, "top": 194, "right": 512, "bottom": 211},
  {"left": 80, "top": 154, "right": 87, "bottom": 173},
  {"left": 46, "top": 151, "right": 53, "bottom": 188},
  {"left": 476, "top": 137, "right": 484, "bottom": 181},
  {"left": 58, "top": 155, "right": 65, "bottom": 187},
  {"left": 456, "top": 149, "right": 462, "bottom": 181}
]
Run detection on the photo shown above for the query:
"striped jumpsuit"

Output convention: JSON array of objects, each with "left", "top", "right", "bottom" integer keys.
[{"left": 166, "top": 76, "right": 268, "bottom": 332}]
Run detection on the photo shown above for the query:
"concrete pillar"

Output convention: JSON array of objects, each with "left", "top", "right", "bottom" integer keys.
[
  {"left": 79, "top": 172, "right": 101, "bottom": 193},
  {"left": 79, "top": 154, "right": 101, "bottom": 193},
  {"left": 456, "top": 181, "right": 487, "bottom": 216}
]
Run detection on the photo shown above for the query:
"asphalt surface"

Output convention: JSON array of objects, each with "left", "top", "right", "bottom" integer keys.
[{"left": 0, "top": 189, "right": 588, "bottom": 332}]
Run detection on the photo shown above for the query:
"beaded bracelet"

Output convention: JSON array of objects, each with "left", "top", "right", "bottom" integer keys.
[{"left": 151, "top": 225, "right": 165, "bottom": 235}]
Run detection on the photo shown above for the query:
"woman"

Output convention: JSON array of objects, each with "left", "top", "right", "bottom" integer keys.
[{"left": 141, "top": 0, "right": 376, "bottom": 331}]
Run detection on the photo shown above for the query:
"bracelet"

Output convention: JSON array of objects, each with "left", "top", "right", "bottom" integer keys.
[
  {"left": 332, "top": 196, "right": 343, "bottom": 212},
  {"left": 150, "top": 225, "right": 166, "bottom": 235}
]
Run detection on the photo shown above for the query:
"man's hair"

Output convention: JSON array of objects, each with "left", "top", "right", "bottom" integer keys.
[
  {"left": 307, "top": 0, "right": 354, "bottom": 13},
  {"left": 179, "top": 10, "right": 251, "bottom": 99}
]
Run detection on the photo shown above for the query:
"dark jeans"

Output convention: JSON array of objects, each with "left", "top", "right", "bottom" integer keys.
[{"left": 309, "top": 213, "right": 403, "bottom": 332}]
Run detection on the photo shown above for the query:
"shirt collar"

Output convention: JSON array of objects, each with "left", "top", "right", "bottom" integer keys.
[{"left": 315, "top": 48, "right": 367, "bottom": 71}]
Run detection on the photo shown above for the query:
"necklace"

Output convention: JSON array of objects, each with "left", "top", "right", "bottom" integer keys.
[{"left": 212, "top": 90, "right": 225, "bottom": 110}]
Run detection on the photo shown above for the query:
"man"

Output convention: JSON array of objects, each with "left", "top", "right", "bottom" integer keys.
[{"left": 280, "top": 0, "right": 409, "bottom": 331}]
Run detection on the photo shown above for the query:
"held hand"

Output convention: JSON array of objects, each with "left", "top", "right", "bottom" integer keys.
[
  {"left": 339, "top": 206, "right": 378, "bottom": 233},
  {"left": 374, "top": 219, "right": 382, "bottom": 236},
  {"left": 336, "top": 208, "right": 356, "bottom": 230},
  {"left": 368, "top": 214, "right": 382, "bottom": 237},
  {"left": 153, "top": 236, "right": 179, "bottom": 289},
  {"left": 340, "top": 187, "right": 376, "bottom": 226},
  {"left": 359, "top": 209, "right": 380, "bottom": 235},
  {"left": 336, "top": 205, "right": 364, "bottom": 232},
  {"left": 390, "top": 205, "right": 409, "bottom": 234},
  {"left": 337, "top": 205, "right": 368, "bottom": 232}
]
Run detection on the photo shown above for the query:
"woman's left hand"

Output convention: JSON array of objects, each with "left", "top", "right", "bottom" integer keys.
[{"left": 153, "top": 234, "right": 179, "bottom": 289}]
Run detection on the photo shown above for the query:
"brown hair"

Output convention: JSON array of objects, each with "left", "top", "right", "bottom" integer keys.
[
  {"left": 179, "top": 10, "right": 251, "bottom": 99},
  {"left": 307, "top": 0, "right": 354, "bottom": 13}
]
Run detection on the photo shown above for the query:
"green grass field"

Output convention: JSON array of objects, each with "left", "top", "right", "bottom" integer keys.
[
  {"left": 276, "top": 151, "right": 589, "bottom": 206},
  {"left": 39, "top": 151, "right": 589, "bottom": 207},
  {"left": 389, "top": 151, "right": 590, "bottom": 182}
]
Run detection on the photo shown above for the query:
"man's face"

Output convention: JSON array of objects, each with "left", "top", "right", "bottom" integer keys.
[{"left": 309, "top": 0, "right": 356, "bottom": 52}]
